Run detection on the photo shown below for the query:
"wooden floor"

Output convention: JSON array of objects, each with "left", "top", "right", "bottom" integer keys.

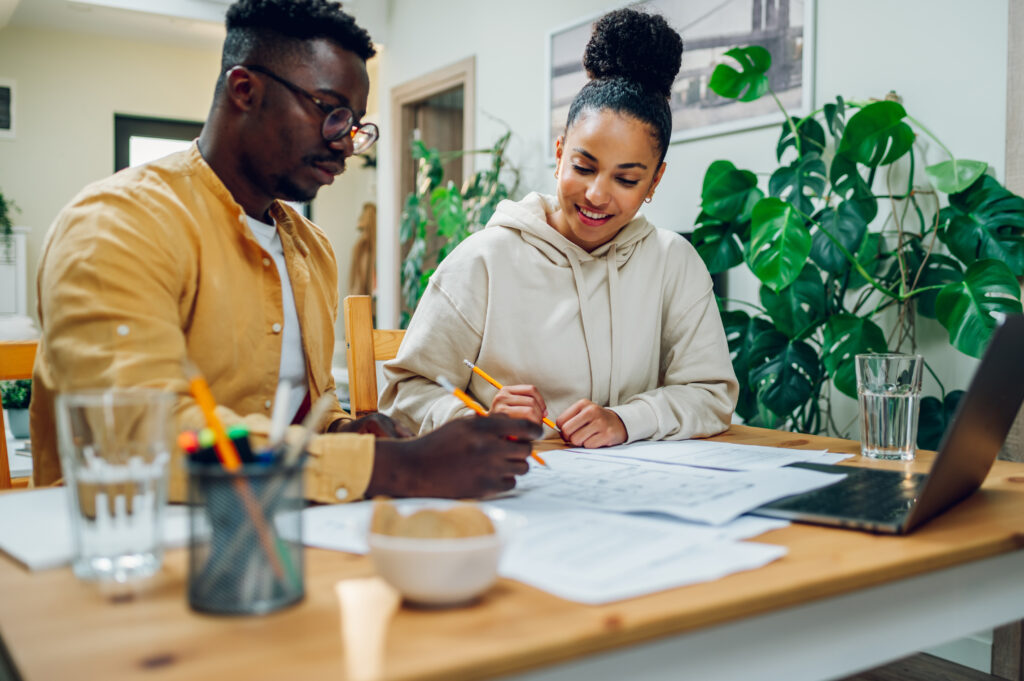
[{"left": 841, "top": 653, "right": 1001, "bottom": 681}]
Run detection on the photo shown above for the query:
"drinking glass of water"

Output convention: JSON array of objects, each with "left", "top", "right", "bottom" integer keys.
[
  {"left": 56, "top": 388, "right": 175, "bottom": 583},
  {"left": 855, "top": 353, "right": 924, "bottom": 460}
]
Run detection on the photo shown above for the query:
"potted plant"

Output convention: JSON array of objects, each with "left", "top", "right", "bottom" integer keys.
[
  {"left": 1, "top": 379, "right": 31, "bottom": 439},
  {"left": 0, "top": 187, "right": 18, "bottom": 261},
  {"left": 693, "top": 45, "right": 1024, "bottom": 448},
  {"left": 399, "top": 131, "right": 520, "bottom": 326}
]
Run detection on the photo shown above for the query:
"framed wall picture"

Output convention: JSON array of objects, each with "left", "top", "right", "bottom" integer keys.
[
  {"left": 0, "top": 79, "right": 14, "bottom": 139},
  {"left": 545, "top": 0, "right": 814, "bottom": 157}
]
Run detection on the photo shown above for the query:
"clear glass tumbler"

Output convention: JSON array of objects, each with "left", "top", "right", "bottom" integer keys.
[
  {"left": 56, "top": 388, "right": 175, "bottom": 582},
  {"left": 855, "top": 353, "right": 923, "bottom": 460}
]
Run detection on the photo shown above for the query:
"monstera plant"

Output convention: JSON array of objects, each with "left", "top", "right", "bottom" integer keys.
[
  {"left": 694, "top": 45, "right": 1024, "bottom": 448},
  {"left": 399, "top": 131, "right": 519, "bottom": 327}
]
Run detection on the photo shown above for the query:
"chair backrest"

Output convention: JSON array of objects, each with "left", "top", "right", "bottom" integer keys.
[
  {"left": 0, "top": 340, "right": 37, "bottom": 489},
  {"left": 343, "top": 296, "right": 405, "bottom": 416}
]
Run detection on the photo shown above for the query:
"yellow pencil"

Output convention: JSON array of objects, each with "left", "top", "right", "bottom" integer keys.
[
  {"left": 437, "top": 376, "right": 548, "bottom": 467},
  {"left": 463, "top": 359, "right": 561, "bottom": 433}
]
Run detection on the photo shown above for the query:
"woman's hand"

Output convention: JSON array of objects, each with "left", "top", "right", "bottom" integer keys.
[
  {"left": 489, "top": 384, "right": 548, "bottom": 425},
  {"left": 556, "top": 400, "right": 627, "bottom": 448}
]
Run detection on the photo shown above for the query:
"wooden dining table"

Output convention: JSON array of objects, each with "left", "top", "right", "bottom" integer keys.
[{"left": 3, "top": 424, "right": 1024, "bottom": 681}]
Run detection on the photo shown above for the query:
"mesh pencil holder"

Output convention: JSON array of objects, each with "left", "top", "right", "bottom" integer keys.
[{"left": 186, "top": 458, "right": 305, "bottom": 615}]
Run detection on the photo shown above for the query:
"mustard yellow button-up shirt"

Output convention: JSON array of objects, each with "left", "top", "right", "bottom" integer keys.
[{"left": 30, "top": 144, "right": 374, "bottom": 503}]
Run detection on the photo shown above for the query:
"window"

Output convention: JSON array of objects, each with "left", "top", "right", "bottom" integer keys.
[{"left": 113, "top": 114, "right": 310, "bottom": 217}]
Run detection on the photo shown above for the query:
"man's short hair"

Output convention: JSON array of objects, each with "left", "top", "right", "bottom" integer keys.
[{"left": 218, "top": 0, "right": 375, "bottom": 90}]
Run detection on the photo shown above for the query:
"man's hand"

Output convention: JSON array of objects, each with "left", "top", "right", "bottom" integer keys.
[
  {"left": 556, "top": 399, "right": 627, "bottom": 448},
  {"left": 330, "top": 412, "right": 413, "bottom": 438},
  {"left": 489, "top": 384, "right": 548, "bottom": 425},
  {"left": 366, "top": 415, "right": 543, "bottom": 499}
]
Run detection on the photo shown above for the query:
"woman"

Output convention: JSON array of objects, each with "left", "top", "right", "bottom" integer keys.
[{"left": 379, "top": 8, "right": 737, "bottom": 448}]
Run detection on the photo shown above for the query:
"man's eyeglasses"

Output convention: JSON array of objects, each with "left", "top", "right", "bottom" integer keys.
[{"left": 240, "top": 64, "right": 379, "bottom": 154}]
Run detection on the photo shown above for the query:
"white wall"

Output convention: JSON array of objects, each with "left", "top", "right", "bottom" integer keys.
[{"left": 376, "top": 0, "right": 1010, "bottom": 432}]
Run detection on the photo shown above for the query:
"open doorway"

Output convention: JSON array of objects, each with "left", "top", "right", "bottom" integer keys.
[{"left": 389, "top": 57, "right": 475, "bottom": 323}]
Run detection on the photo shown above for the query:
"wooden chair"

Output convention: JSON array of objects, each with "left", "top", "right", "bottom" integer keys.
[
  {"left": 343, "top": 296, "right": 405, "bottom": 416},
  {"left": 0, "top": 340, "right": 37, "bottom": 489}
]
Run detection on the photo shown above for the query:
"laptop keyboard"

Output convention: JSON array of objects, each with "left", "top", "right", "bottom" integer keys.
[{"left": 762, "top": 464, "right": 928, "bottom": 523}]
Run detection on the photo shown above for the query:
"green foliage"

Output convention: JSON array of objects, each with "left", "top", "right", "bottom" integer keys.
[
  {"left": 399, "top": 132, "right": 519, "bottom": 326},
  {"left": 0, "top": 188, "right": 19, "bottom": 258},
  {"left": 701, "top": 46, "right": 1024, "bottom": 445},
  {"left": 1, "top": 380, "right": 31, "bottom": 410}
]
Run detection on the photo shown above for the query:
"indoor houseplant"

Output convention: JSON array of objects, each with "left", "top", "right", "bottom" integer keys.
[
  {"left": 694, "top": 45, "right": 1024, "bottom": 448},
  {"left": 0, "top": 187, "right": 18, "bottom": 261},
  {"left": 399, "top": 131, "right": 519, "bottom": 326},
  {"left": 1, "top": 379, "right": 31, "bottom": 439}
]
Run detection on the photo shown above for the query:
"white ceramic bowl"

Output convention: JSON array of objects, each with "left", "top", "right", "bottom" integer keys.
[{"left": 367, "top": 504, "right": 511, "bottom": 607}]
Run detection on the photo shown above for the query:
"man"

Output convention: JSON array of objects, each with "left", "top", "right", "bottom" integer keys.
[{"left": 30, "top": 0, "right": 539, "bottom": 502}]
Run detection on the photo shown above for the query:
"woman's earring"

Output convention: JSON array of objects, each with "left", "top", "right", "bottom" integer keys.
[{"left": 644, "top": 196, "right": 653, "bottom": 204}]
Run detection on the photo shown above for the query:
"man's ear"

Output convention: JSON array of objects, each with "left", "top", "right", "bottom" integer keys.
[{"left": 223, "top": 65, "right": 260, "bottom": 112}]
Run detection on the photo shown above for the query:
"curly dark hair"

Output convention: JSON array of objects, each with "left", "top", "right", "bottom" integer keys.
[
  {"left": 218, "top": 0, "right": 375, "bottom": 89},
  {"left": 565, "top": 8, "right": 683, "bottom": 163}
]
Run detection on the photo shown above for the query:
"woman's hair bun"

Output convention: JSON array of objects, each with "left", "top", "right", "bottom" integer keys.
[{"left": 583, "top": 7, "right": 683, "bottom": 99}]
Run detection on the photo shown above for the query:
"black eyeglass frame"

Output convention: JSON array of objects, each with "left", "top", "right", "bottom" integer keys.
[{"left": 239, "top": 64, "right": 378, "bottom": 153}]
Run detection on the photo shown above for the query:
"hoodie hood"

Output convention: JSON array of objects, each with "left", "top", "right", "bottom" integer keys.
[
  {"left": 485, "top": 192, "right": 656, "bottom": 405},
  {"left": 484, "top": 192, "right": 655, "bottom": 269}
]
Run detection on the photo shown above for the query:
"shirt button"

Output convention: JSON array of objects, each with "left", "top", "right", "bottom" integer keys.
[
  {"left": 262, "top": 257, "right": 271, "bottom": 267},
  {"left": 335, "top": 488, "right": 349, "bottom": 501},
  {"left": 272, "top": 323, "right": 282, "bottom": 333},
  {"left": 265, "top": 399, "right": 272, "bottom": 409}
]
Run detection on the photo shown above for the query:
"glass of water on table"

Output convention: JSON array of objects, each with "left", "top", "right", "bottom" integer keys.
[
  {"left": 855, "top": 353, "right": 924, "bottom": 461},
  {"left": 56, "top": 388, "right": 175, "bottom": 583}
]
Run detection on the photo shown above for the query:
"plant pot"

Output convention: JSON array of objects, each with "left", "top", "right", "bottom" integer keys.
[{"left": 6, "top": 408, "right": 29, "bottom": 439}]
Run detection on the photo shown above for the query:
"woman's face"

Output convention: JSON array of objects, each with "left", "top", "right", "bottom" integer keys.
[{"left": 548, "top": 109, "right": 665, "bottom": 251}]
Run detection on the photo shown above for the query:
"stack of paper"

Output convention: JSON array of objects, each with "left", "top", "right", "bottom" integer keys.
[{"left": 304, "top": 440, "right": 850, "bottom": 605}]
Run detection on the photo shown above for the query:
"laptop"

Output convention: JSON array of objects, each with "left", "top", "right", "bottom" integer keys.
[{"left": 751, "top": 314, "right": 1024, "bottom": 534}]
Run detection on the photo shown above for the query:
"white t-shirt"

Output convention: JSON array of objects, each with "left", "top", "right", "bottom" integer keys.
[{"left": 247, "top": 215, "right": 307, "bottom": 424}]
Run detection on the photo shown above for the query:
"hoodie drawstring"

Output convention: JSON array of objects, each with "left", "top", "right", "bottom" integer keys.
[
  {"left": 607, "top": 243, "right": 621, "bottom": 406},
  {"left": 567, "top": 250, "right": 597, "bottom": 398}
]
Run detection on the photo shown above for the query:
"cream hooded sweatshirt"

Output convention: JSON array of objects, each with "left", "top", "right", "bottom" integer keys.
[{"left": 379, "top": 193, "right": 738, "bottom": 442}]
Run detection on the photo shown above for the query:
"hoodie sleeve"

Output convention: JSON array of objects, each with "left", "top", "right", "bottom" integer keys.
[
  {"left": 608, "top": 248, "right": 739, "bottom": 442},
  {"left": 378, "top": 274, "right": 483, "bottom": 434}
]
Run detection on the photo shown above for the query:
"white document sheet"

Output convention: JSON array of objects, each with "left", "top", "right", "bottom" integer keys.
[
  {"left": 0, "top": 488, "right": 189, "bottom": 571},
  {"left": 302, "top": 500, "right": 790, "bottom": 604},
  {"left": 562, "top": 439, "right": 851, "bottom": 470},
  {"left": 502, "top": 451, "right": 844, "bottom": 525}
]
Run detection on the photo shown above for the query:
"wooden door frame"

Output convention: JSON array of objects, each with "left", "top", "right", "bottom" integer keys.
[{"left": 388, "top": 56, "right": 475, "bottom": 320}]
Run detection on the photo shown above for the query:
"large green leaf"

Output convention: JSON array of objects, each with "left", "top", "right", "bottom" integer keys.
[
  {"left": 776, "top": 116, "right": 826, "bottom": 161},
  {"left": 748, "top": 329, "right": 821, "bottom": 417},
  {"left": 701, "top": 160, "right": 762, "bottom": 222},
  {"left": 809, "top": 198, "right": 875, "bottom": 274},
  {"left": 768, "top": 152, "right": 827, "bottom": 216},
  {"left": 935, "top": 259, "right": 1023, "bottom": 357},
  {"left": 837, "top": 101, "right": 915, "bottom": 168},
  {"left": 822, "top": 314, "right": 888, "bottom": 398},
  {"left": 759, "top": 265, "right": 827, "bottom": 340},
  {"left": 709, "top": 46, "right": 771, "bottom": 102},
  {"left": 693, "top": 213, "right": 746, "bottom": 274},
  {"left": 902, "top": 246, "right": 962, "bottom": 319},
  {"left": 925, "top": 159, "right": 988, "bottom": 195},
  {"left": 430, "top": 184, "right": 466, "bottom": 240},
  {"left": 830, "top": 152, "right": 873, "bottom": 201},
  {"left": 746, "top": 197, "right": 813, "bottom": 292},
  {"left": 847, "top": 232, "right": 886, "bottom": 290},
  {"left": 917, "top": 390, "right": 964, "bottom": 451},
  {"left": 938, "top": 175, "right": 1024, "bottom": 275},
  {"left": 721, "top": 310, "right": 774, "bottom": 421},
  {"left": 823, "top": 96, "right": 847, "bottom": 138}
]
